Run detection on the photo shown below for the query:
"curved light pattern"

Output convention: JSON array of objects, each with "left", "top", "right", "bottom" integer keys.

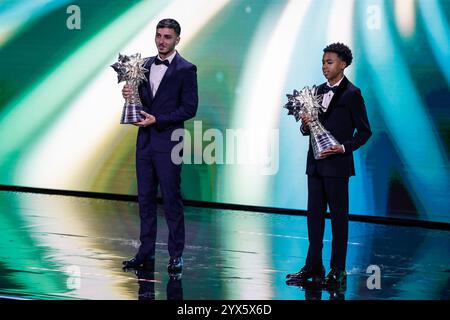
[
  {"left": 12, "top": 0, "right": 230, "bottom": 190},
  {"left": 0, "top": 0, "right": 72, "bottom": 45},
  {"left": 273, "top": 0, "right": 329, "bottom": 211},
  {"left": 394, "top": 0, "right": 416, "bottom": 38},
  {"left": 359, "top": 0, "right": 450, "bottom": 216},
  {"left": 418, "top": 0, "right": 450, "bottom": 85},
  {"left": 271, "top": 0, "right": 355, "bottom": 298},
  {"left": 0, "top": 193, "right": 67, "bottom": 298},
  {"left": 0, "top": 0, "right": 166, "bottom": 185},
  {"left": 225, "top": 0, "right": 312, "bottom": 206},
  {"left": 327, "top": 0, "right": 355, "bottom": 54},
  {"left": 222, "top": 0, "right": 312, "bottom": 300},
  {"left": 1, "top": 0, "right": 229, "bottom": 297},
  {"left": 326, "top": 0, "right": 354, "bottom": 80},
  {"left": 273, "top": 0, "right": 357, "bottom": 211},
  {"left": 325, "top": 0, "right": 375, "bottom": 215},
  {"left": 0, "top": 0, "right": 448, "bottom": 220},
  {"left": 19, "top": 194, "right": 135, "bottom": 299},
  {"left": 124, "top": 0, "right": 231, "bottom": 53}
]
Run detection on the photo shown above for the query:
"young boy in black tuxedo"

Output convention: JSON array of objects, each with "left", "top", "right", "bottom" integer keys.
[{"left": 287, "top": 43, "right": 372, "bottom": 288}]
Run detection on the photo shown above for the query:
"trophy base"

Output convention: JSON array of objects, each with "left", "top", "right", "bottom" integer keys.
[
  {"left": 312, "top": 131, "right": 340, "bottom": 160},
  {"left": 120, "top": 104, "right": 144, "bottom": 124}
]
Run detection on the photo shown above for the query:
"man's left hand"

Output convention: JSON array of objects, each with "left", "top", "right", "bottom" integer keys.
[
  {"left": 134, "top": 111, "right": 156, "bottom": 127},
  {"left": 320, "top": 144, "right": 344, "bottom": 158}
]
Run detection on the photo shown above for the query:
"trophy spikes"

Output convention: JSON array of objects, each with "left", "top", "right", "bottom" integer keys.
[
  {"left": 283, "top": 85, "right": 340, "bottom": 159},
  {"left": 111, "top": 53, "right": 149, "bottom": 124}
]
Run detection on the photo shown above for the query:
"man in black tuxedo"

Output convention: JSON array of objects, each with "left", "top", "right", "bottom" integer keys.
[
  {"left": 122, "top": 19, "right": 198, "bottom": 274},
  {"left": 286, "top": 43, "right": 372, "bottom": 288}
]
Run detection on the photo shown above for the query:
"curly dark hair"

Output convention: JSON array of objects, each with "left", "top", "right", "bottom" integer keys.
[{"left": 323, "top": 43, "right": 353, "bottom": 67}]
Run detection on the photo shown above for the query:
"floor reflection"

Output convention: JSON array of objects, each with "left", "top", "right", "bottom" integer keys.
[
  {"left": 286, "top": 279, "right": 346, "bottom": 300},
  {"left": 0, "top": 191, "right": 449, "bottom": 300},
  {"left": 132, "top": 262, "right": 183, "bottom": 301}
]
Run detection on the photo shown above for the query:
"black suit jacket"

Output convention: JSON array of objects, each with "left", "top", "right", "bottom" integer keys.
[
  {"left": 137, "top": 52, "right": 198, "bottom": 153},
  {"left": 301, "top": 76, "right": 372, "bottom": 177}
]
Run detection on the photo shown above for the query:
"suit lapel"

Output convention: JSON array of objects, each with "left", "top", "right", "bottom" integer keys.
[
  {"left": 320, "top": 76, "right": 349, "bottom": 122},
  {"left": 141, "top": 57, "right": 155, "bottom": 103},
  {"left": 152, "top": 52, "right": 179, "bottom": 103}
]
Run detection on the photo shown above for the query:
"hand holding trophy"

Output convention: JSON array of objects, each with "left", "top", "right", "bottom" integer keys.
[
  {"left": 284, "top": 86, "right": 340, "bottom": 159},
  {"left": 111, "top": 53, "right": 149, "bottom": 124}
]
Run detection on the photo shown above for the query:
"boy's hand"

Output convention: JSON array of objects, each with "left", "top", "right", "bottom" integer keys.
[
  {"left": 300, "top": 114, "right": 313, "bottom": 126},
  {"left": 320, "top": 144, "right": 344, "bottom": 158}
]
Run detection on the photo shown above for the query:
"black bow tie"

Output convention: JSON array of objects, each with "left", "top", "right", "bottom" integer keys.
[
  {"left": 323, "top": 85, "right": 338, "bottom": 94},
  {"left": 154, "top": 57, "right": 170, "bottom": 67}
]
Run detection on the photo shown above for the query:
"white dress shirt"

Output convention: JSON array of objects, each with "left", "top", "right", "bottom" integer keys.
[
  {"left": 149, "top": 50, "right": 176, "bottom": 97},
  {"left": 321, "top": 75, "right": 344, "bottom": 111}
]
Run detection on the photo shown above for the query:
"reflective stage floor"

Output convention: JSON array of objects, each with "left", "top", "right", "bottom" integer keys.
[{"left": 0, "top": 190, "right": 449, "bottom": 300}]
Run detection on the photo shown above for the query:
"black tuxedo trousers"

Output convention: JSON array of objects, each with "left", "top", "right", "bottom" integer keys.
[{"left": 305, "top": 173, "right": 349, "bottom": 270}]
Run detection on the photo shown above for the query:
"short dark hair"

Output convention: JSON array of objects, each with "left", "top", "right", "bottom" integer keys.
[
  {"left": 323, "top": 42, "right": 353, "bottom": 67},
  {"left": 157, "top": 18, "right": 181, "bottom": 36}
]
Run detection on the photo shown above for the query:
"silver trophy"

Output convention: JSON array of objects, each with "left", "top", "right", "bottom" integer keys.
[
  {"left": 284, "top": 85, "right": 339, "bottom": 159},
  {"left": 111, "top": 53, "right": 149, "bottom": 124}
]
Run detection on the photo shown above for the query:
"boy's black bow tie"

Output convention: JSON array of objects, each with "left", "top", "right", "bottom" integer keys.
[{"left": 323, "top": 85, "right": 338, "bottom": 93}]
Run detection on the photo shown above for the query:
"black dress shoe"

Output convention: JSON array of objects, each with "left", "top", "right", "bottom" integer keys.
[
  {"left": 123, "top": 254, "right": 156, "bottom": 270},
  {"left": 122, "top": 257, "right": 144, "bottom": 269},
  {"left": 286, "top": 265, "right": 325, "bottom": 285},
  {"left": 167, "top": 257, "right": 183, "bottom": 274},
  {"left": 323, "top": 268, "right": 347, "bottom": 288}
]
